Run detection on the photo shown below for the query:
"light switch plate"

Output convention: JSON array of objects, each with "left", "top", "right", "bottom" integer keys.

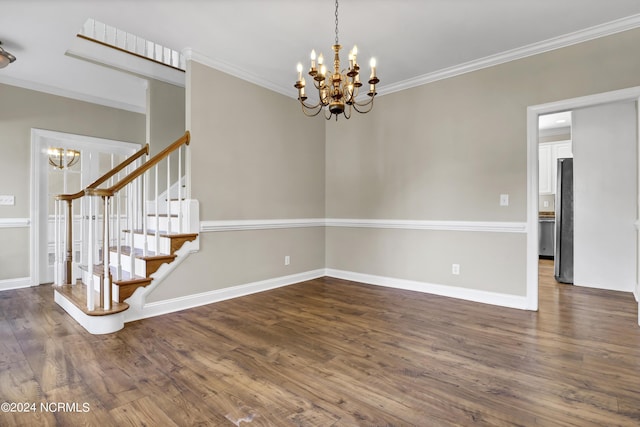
[
  {"left": 500, "top": 194, "right": 509, "bottom": 206},
  {"left": 0, "top": 195, "right": 15, "bottom": 206}
]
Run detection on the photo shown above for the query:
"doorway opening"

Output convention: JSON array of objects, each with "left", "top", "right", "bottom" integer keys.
[
  {"left": 526, "top": 87, "right": 640, "bottom": 326},
  {"left": 30, "top": 129, "right": 140, "bottom": 285}
]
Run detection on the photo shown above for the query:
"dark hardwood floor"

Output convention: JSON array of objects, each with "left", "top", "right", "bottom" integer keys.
[{"left": 1, "top": 260, "right": 639, "bottom": 426}]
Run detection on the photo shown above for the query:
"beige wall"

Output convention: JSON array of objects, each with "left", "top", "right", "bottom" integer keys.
[
  {"left": 188, "top": 62, "right": 326, "bottom": 220},
  {"left": 147, "top": 79, "right": 186, "bottom": 195},
  {"left": 147, "top": 79, "right": 186, "bottom": 154},
  {"left": 0, "top": 83, "right": 145, "bottom": 281},
  {"left": 326, "top": 27, "right": 640, "bottom": 297},
  {"left": 148, "top": 61, "right": 326, "bottom": 300},
  {"left": 147, "top": 227, "right": 325, "bottom": 302}
]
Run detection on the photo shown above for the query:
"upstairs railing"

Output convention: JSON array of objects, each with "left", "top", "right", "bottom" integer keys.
[{"left": 53, "top": 131, "right": 191, "bottom": 312}]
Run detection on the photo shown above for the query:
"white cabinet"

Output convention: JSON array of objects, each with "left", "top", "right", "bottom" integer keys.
[
  {"left": 539, "top": 140, "right": 572, "bottom": 195},
  {"left": 538, "top": 144, "right": 553, "bottom": 194}
]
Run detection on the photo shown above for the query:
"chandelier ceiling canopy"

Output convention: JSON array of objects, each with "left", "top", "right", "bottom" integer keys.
[{"left": 294, "top": 0, "right": 379, "bottom": 120}]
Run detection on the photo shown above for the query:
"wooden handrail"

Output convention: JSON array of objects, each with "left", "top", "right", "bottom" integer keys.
[
  {"left": 55, "top": 144, "right": 150, "bottom": 201},
  {"left": 85, "top": 131, "right": 190, "bottom": 197}
]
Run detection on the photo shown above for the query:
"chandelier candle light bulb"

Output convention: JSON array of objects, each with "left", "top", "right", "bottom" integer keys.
[{"left": 294, "top": 0, "right": 379, "bottom": 120}]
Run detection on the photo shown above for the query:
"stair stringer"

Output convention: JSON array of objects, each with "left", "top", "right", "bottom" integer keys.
[{"left": 122, "top": 236, "right": 200, "bottom": 323}]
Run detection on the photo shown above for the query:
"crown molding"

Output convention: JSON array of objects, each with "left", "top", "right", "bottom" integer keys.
[
  {"left": 183, "top": 48, "right": 291, "bottom": 98},
  {"left": 382, "top": 13, "right": 640, "bottom": 96}
]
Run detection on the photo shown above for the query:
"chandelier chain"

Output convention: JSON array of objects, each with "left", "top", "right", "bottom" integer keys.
[{"left": 335, "top": 0, "right": 339, "bottom": 45}]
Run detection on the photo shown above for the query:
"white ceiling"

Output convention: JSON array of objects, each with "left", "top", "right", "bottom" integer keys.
[{"left": 3, "top": 1, "right": 640, "bottom": 113}]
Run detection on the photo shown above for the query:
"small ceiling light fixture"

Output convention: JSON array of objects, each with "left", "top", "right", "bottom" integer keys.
[
  {"left": 294, "top": 0, "right": 379, "bottom": 120},
  {"left": 0, "top": 41, "right": 17, "bottom": 69},
  {"left": 48, "top": 148, "right": 80, "bottom": 169}
]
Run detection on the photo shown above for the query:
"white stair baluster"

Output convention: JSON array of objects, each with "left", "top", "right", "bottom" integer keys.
[
  {"left": 53, "top": 200, "right": 60, "bottom": 286},
  {"left": 87, "top": 197, "right": 95, "bottom": 311},
  {"left": 155, "top": 165, "right": 159, "bottom": 251},
  {"left": 129, "top": 181, "right": 135, "bottom": 278},
  {"left": 178, "top": 146, "right": 183, "bottom": 233},
  {"left": 79, "top": 197, "right": 85, "bottom": 273},
  {"left": 166, "top": 153, "right": 171, "bottom": 234},
  {"left": 142, "top": 171, "right": 148, "bottom": 257},
  {"left": 110, "top": 154, "right": 117, "bottom": 249},
  {"left": 103, "top": 196, "right": 111, "bottom": 310},
  {"left": 116, "top": 188, "right": 122, "bottom": 281}
]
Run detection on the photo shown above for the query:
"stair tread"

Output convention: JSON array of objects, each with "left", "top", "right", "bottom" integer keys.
[
  {"left": 123, "top": 229, "right": 199, "bottom": 239},
  {"left": 54, "top": 282, "right": 129, "bottom": 316},
  {"left": 114, "top": 246, "right": 176, "bottom": 260},
  {"left": 79, "top": 264, "right": 151, "bottom": 285},
  {"left": 147, "top": 213, "right": 178, "bottom": 218}
]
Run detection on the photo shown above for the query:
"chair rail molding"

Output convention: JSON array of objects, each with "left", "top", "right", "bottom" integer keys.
[
  {"left": 0, "top": 218, "right": 30, "bottom": 228},
  {"left": 200, "top": 218, "right": 527, "bottom": 233}
]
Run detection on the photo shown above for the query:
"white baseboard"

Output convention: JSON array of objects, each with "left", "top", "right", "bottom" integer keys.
[
  {"left": 325, "top": 269, "right": 530, "bottom": 310},
  {"left": 0, "top": 277, "right": 32, "bottom": 291},
  {"left": 129, "top": 266, "right": 530, "bottom": 324},
  {"left": 129, "top": 269, "right": 326, "bottom": 322}
]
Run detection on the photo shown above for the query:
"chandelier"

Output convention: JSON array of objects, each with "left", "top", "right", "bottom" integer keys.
[
  {"left": 294, "top": 0, "right": 379, "bottom": 120},
  {"left": 0, "top": 41, "right": 16, "bottom": 69},
  {"left": 48, "top": 148, "right": 80, "bottom": 169}
]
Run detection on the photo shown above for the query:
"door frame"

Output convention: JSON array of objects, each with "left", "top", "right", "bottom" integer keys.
[
  {"left": 30, "top": 129, "right": 140, "bottom": 286},
  {"left": 526, "top": 86, "right": 640, "bottom": 318}
]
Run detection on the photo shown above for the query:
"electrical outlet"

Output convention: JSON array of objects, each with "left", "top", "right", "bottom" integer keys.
[
  {"left": 284, "top": 255, "right": 290, "bottom": 266},
  {"left": 0, "top": 195, "right": 15, "bottom": 206},
  {"left": 452, "top": 264, "right": 460, "bottom": 275}
]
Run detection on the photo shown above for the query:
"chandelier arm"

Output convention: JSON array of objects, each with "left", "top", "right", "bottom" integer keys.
[
  {"left": 352, "top": 97, "right": 375, "bottom": 114},
  {"left": 345, "top": 85, "right": 359, "bottom": 105},
  {"left": 299, "top": 97, "right": 323, "bottom": 110},
  {"left": 312, "top": 79, "right": 325, "bottom": 91},
  {"left": 299, "top": 101, "right": 325, "bottom": 117},
  {"left": 343, "top": 103, "right": 352, "bottom": 120}
]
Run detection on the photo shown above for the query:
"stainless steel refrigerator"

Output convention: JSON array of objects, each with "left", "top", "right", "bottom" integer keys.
[{"left": 554, "top": 158, "right": 573, "bottom": 284}]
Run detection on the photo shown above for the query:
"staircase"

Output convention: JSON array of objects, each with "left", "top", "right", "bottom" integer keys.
[{"left": 52, "top": 132, "right": 199, "bottom": 334}]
